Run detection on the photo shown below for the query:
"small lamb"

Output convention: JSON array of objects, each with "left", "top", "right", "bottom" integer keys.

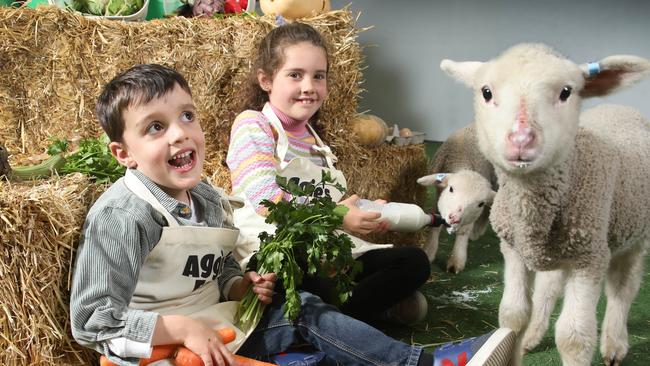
[
  {"left": 417, "top": 124, "right": 496, "bottom": 273},
  {"left": 441, "top": 43, "right": 650, "bottom": 366}
]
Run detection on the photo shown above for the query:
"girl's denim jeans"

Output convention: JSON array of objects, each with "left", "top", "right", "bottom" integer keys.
[{"left": 238, "top": 291, "right": 424, "bottom": 366}]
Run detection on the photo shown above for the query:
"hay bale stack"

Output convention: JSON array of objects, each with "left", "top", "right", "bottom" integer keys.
[
  {"left": 0, "top": 6, "right": 427, "bottom": 365},
  {"left": 0, "top": 6, "right": 425, "bottom": 200},
  {"left": 0, "top": 174, "right": 102, "bottom": 365}
]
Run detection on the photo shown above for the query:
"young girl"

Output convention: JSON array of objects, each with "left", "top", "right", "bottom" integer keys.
[{"left": 226, "top": 21, "right": 432, "bottom": 326}]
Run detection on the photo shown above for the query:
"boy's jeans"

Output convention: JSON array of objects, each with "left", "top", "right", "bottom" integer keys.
[{"left": 237, "top": 291, "right": 423, "bottom": 366}]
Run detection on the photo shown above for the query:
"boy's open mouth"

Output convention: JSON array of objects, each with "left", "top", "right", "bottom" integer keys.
[{"left": 168, "top": 150, "right": 195, "bottom": 170}]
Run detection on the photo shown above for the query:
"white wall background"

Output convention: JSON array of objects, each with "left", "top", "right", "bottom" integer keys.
[{"left": 325, "top": 0, "right": 650, "bottom": 141}]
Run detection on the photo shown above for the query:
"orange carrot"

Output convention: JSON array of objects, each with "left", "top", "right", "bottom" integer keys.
[
  {"left": 99, "top": 328, "right": 266, "bottom": 366},
  {"left": 99, "top": 355, "right": 115, "bottom": 366},
  {"left": 174, "top": 346, "right": 203, "bottom": 366},
  {"left": 233, "top": 355, "right": 277, "bottom": 366},
  {"left": 99, "top": 344, "right": 176, "bottom": 366},
  {"left": 174, "top": 346, "right": 276, "bottom": 366},
  {"left": 139, "top": 344, "right": 176, "bottom": 365},
  {"left": 216, "top": 327, "right": 237, "bottom": 344}
]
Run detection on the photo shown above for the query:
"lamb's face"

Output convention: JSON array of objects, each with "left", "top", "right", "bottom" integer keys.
[
  {"left": 436, "top": 170, "right": 495, "bottom": 232},
  {"left": 474, "top": 48, "right": 585, "bottom": 174},
  {"left": 442, "top": 44, "right": 587, "bottom": 175}
]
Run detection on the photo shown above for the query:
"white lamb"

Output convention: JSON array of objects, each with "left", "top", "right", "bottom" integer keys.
[
  {"left": 441, "top": 43, "right": 650, "bottom": 366},
  {"left": 417, "top": 124, "right": 497, "bottom": 273}
]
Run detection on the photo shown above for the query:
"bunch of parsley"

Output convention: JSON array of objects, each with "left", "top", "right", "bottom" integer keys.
[
  {"left": 236, "top": 172, "right": 361, "bottom": 332},
  {"left": 47, "top": 134, "right": 125, "bottom": 184}
]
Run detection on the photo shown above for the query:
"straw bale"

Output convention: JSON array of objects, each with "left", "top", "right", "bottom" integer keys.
[
  {"left": 0, "top": 7, "right": 425, "bottom": 201},
  {"left": 0, "top": 173, "right": 103, "bottom": 365},
  {"left": 0, "top": 6, "right": 427, "bottom": 364}
]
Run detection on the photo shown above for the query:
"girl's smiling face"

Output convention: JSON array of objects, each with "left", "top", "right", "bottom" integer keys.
[
  {"left": 110, "top": 83, "right": 205, "bottom": 203},
  {"left": 259, "top": 41, "right": 329, "bottom": 121}
]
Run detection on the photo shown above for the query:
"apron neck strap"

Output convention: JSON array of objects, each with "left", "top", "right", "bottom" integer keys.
[
  {"left": 262, "top": 103, "right": 290, "bottom": 163},
  {"left": 124, "top": 169, "right": 180, "bottom": 227},
  {"left": 262, "top": 103, "right": 338, "bottom": 169},
  {"left": 305, "top": 124, "right": 338, "bottom": 169}
]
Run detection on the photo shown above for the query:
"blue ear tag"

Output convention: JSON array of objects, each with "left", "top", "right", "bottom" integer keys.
[
  {"left": 587, "top": 62, "right": 600, "bottom": 77},
  {"left": 434, "top": 173, "right": 448, "bottom": 182},
  {"left": 275, "top": 15, "right": 287, "bottom": 26}
]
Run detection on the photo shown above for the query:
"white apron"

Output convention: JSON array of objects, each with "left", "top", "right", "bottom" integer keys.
[
  {"left": 124, "top": 170, "right": 254, "bottom": 354},
  {"left": 233, "top": 103, "right": 392, "bottom": 267}
]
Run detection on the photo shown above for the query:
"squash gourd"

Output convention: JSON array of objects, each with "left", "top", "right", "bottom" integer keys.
[
  {"left": 259, "top": 0, "right": 330, "bottom": 19},
  {"left": 351, "top": 114, "right": 390, "bottom": 147}
]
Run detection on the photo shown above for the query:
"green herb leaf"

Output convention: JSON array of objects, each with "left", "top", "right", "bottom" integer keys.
[
  {"left": 47, "top": 134, "right": 125, "bottom": 183},
  {"left": 236, "top": 171, "right": 359, "bottom": 331},
  {"left": 46, "top": 138, "right": 69, "bottom": 156}
]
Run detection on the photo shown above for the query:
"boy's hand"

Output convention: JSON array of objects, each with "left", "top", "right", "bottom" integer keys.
[
  {"left": 340, "top": 195, "right": 388, "bottom": 235},
  {"left": 243, "top": 271, "right": 277, "bottom": 304},
  {"left": 181, "top": 319, "right": 236, "bottom": 366}
]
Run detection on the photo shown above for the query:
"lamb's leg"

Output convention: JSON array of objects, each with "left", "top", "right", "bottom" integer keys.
[
  {"left": 555, "top": 268, "right": 604, "bottom": 366},
  {"left": 447, "top": 231, "right": 470, "bottom": 273},
  {"left": 498, "top": 241, "right": 532, "bottom": 366},
  {"left": 600, "top": 245, "right": 646, "bottom": 366},
  {"left": 423, "top": 226, "right": 441, "bottom": 263},
  {"left": 521, "top": 270, "right": 566, "bottom": 353}
]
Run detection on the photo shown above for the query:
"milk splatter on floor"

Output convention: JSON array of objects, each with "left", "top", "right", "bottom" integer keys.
[{"left": 429, "top": 286, "right": 494, "bottom": 310}]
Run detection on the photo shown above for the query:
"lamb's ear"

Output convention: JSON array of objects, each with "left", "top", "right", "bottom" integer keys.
[
  {"left": 434, "top": 173, "right": 449, "bottom": 188},
  {"left": 416, "top": 173, "right": 449, "bottom": 187},
  {"left": 440, "top": 60, "right": 484, "bottom": 87},
  {"left": 417, "top": 173, "right": 446, "bottom": 186},
  {"left": 580, "top": 55, "right": 650, "bottom": 98}
]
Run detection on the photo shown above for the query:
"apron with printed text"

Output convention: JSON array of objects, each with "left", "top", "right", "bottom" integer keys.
[
  {"left": 124, "top": 170, "right": 254, "bottom": 353},
  {"left": 233, "top": 103, "right": 392, "bottom": 267}
]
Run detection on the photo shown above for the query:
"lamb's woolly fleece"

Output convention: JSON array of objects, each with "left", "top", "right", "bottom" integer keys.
[{"left": 490, "top": 104, "right": 650, "bottom": 271}]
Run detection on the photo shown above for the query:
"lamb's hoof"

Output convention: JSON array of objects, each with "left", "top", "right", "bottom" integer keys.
[
  {"left": 601, "top": 336, "right": 628, "bottom": 366},
  {"left": 446, "top": 260, "right": 465, "bottom": 274},
  {"left": 521, "top": 330, "right": 544, "bottom": 354},
  {"left": 446, "top": 264, "right": 461, "bottom": 274}
]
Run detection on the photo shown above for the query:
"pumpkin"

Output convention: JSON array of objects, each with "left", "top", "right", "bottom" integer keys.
[
  {"left": 399, "top": 127, "right": 413, "bottom": 137},
  {"left": 351, "top": 114, "right": 390, "bottom": 147},
  {"left": 259, "top": 0, "right": 331, "bottom": 20}
]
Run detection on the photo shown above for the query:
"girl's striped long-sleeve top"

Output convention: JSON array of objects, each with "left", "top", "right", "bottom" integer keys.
[{"left": 226, "top": 109, "right": 326, "bottom": 214}]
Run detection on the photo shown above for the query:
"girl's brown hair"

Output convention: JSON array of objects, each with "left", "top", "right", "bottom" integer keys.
[{"left": 239, "top": 22, "right": 330, "bottom": 131}]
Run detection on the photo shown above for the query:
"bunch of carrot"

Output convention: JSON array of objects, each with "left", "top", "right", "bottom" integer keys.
[{"left": 99, "top": 327, "right": 274, "bottom": 366}]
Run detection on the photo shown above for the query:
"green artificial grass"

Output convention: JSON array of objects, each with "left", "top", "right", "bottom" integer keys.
[{"left": 379, "top": 141, "right": 650, "bottom": 365}]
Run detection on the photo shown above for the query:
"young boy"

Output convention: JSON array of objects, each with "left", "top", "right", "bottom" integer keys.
[{"left": 70, "top": 64, "right": 515, "bottom": 366}]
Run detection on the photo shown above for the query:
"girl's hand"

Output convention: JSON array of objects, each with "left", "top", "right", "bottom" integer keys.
[
  {"left": 181, "top": 319, "right": 236, "bottom": 366},
  {"left": 339, "top": 195, "right": 386, "bottom": 235},
  {"left": 243, "top": 271, "right": 277, "bottom": 304},
  {"left": 371, "top": 198, "right": 391, "bottom": 233}
]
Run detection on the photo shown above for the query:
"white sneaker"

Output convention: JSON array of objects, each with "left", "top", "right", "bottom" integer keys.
[
  {"left": 433, "top": 328, "right": 516, "bottom": 366},
  {"left": 382, "top": 291, "right": 428, "bottom": 325}
]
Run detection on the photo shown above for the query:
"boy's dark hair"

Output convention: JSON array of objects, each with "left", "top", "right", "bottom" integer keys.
[
  {"left": 96, "top": 64, "right": 192, "bottom": 142},
  {"left": 239, "top": 22, "right": 330, "bottom": 117}
]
